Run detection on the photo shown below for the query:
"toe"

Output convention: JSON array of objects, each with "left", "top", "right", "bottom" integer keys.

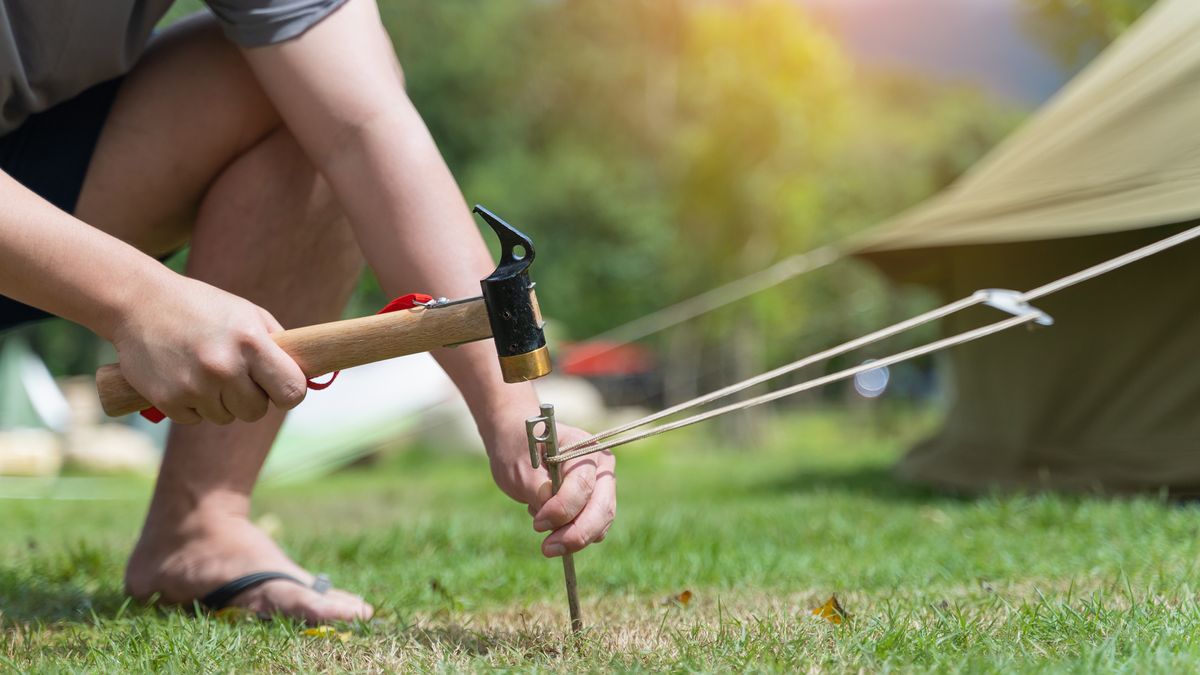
[
  {"left": 245, "top": 580, "right": 374, "bottom": 623},
  {"left": 326, "top": 588, "right": 373, "bottom": 615}
]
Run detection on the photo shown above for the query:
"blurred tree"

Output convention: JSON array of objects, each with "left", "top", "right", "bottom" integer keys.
[
  {"left": 1021, "top": 0, "right": 1156, "bottom": 69},
  {"left": 667, "top": 1, "right": 851, "bottom": 320}
]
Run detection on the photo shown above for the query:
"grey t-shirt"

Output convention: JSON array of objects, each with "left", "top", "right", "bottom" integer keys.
[{"left": 0, "top": 0, "right": 347, "bottom": 135}]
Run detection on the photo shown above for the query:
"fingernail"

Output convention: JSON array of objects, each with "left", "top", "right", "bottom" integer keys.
[
  {"left": 545, "top": 544, "right": 566, "bottom": 557},
  {"left": 533, "top": 519, "right": 550, "bottom": 532}
]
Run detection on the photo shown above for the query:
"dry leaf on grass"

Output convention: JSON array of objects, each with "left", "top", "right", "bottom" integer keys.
[
  {"left": 303, "top": 626, "right": 352, "bottom": 642},
  {"left": 662, "top": 589, "right": 693, "bottom": 607},
  {"left": 810, "top": 594, "right": 849, "bottom": 625},
  {"left": 213, "top": 607, "right": 255, "bottom": 624}
]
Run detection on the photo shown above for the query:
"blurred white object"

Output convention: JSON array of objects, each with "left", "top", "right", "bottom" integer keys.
[
  {"left": 262, "top": 353, "right": 458, "bottom": 482},
  {"left": 0, "top": 336, "right": 71, "bottom": 432},
  {"left": 61, "top": 376, "right": 103, "bottom": 428},
  {"left": 854, "top": 360, "right": 890, "bottom": 399},
  {"left": 413, "top": 375, "right": 610, "bottom": 453},
  {"left": 283, "top": 353, "right": 456, "bottom": 435},
  {"left": 58, "top": 376, "right": 160, "bottom": 475},
  {"left": 0, "top": 429, "right": 62, "bottom": 476},
  {"left": 0, "top": 337, "right": 69, "bottom": 477},
  {"left": 260, "top": 352, "right": 614, "bottom": 474},
  {"left": 412, "top": 394, "right": 481, "bottom": 453},
  {"left": 534, "top": 376, "right": 608, "bottom": 430},
  {"left": 64, "top": 425, "right": 159, "bottom": 475}
]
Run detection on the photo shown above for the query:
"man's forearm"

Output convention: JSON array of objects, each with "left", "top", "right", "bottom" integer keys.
[
  {"left": 238, "top": 0, "right": 613, "bottom": 548},
  {"left": 0, "top": 172, "right": 166, "bottom": 340},
  {"left": 239, "top": 0, "right": 540, "bottom": 442},
  {"left": 320, "top": 102, "right": 542, "bottom": 434}
]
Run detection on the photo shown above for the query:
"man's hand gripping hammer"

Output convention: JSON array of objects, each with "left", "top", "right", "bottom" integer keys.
[{"left": 94, "top": 206, "right": 552, "bottom": 416}]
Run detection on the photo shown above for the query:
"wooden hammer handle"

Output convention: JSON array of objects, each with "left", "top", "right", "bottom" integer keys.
[{"left": 96, "top": 298, "right": 492, "bottom": 417}]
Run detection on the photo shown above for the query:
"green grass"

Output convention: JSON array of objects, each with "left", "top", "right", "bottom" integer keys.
[{"left": 4, "top": 409, "right": 1200, "bottom": 672}]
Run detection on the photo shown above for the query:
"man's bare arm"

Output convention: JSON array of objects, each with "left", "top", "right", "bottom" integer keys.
[
  {"left": 0, "top": 172, "right": 160, "bottom": 340},
  {"left": 238, "top": 0, "right": 522, "bottom": 428},
  {"left": 0, "top": 168, "right": 308, "bottom": 424},
  {"left": 239, "top": 0, "right": 617, "bottom": 556}
]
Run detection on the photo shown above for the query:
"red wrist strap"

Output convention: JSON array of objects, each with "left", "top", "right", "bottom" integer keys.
[
  {"left": 375, "top": 293, "right": 435, "bottom": 315},
  {"left": 139, "top": 293, "right": 434, "bottom": 423},
  {"left": 140, "top": 407, "right": 167, "bottom": 423}
]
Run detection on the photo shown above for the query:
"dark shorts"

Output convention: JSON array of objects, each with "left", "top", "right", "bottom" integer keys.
[{"left": 0, "top": 77, "right": 124, "bottom": 331}]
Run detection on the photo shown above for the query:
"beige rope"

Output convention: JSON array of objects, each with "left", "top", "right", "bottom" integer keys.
[
  {"left": 549, "top": 312, "right": 1040, "bottom": 464},
  {"left": 575, "top": 246, "right": 840, "bottom": 359},
  {"left": 547, "top": 222, "right": 1200, "bottom": 464},
  {"left": 558, "top": 292, "right": 991, "bottom": 455}
]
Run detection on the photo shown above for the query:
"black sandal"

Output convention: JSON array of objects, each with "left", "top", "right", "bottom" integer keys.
[{"left": 200, "top": 571, "right": 333, "bottom": 610}]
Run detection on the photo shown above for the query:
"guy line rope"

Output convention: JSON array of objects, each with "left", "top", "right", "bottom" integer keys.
[
  {"left": 545, "top": 223, "right": 1200, "bottom": 465},
  {"left": 576, "top": 245, "right": 841, "bottom": 359}
]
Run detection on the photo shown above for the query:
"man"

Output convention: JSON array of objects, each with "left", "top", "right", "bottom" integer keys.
[{"left": 0, "top": 0, "right": 616, "bottom": 622}]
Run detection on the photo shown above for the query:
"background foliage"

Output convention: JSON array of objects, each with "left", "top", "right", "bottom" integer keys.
[{"left": 1021, "top": 0, "right": 1157, "bottom": 68}]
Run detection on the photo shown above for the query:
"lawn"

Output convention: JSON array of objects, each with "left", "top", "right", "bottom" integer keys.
[{"left": 3, "top": 409, "right": 1200, "bottom": 672}]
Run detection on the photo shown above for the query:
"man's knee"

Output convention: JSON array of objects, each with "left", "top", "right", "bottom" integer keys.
[
  {"left": 306, "top": 179, "right": 363, "bottom": 284},
  {"left": 264, "top": 129, "right": 362, "bottom": 278}
]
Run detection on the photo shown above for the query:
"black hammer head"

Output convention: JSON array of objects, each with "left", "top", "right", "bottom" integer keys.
[{"left": 474, "top": 205, "right": 552, "bottom": 383}]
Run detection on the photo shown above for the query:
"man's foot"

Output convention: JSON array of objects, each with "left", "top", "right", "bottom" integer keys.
[{"left": 125, "top": 510, "right": 373, "bottom": 623}]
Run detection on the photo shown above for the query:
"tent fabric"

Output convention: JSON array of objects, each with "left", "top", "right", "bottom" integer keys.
[
  {"left": 848, "top": 0, "right": 1200, "bottom": 494},
  {"left": 888, "top": 226, "right": 1200, "bottom": 495},
  {"left": 850, "top": 0, "right": 1200, "bottom": 254}
]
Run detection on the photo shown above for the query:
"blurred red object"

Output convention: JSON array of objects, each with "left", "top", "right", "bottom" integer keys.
[{"left": 559, "top": 341, "right": 656, "bottom": 377}]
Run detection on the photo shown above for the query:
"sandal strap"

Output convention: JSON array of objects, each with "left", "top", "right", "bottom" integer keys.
[{"left": 199, "top": 571, "right": 305, "bottom": 610}]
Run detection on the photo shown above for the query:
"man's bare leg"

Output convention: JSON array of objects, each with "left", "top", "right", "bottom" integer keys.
[
  {"left": 123, "top": 128, "right": 369, "bottom": 622},
  {"left": 74, "top": 16, "right": 370, "bottom": 621}
]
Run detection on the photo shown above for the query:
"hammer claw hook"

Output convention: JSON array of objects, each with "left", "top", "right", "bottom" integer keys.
[
  {"left": 474, "top": 205, "right": 552, "bottom": 383},
  {"left": 474, "top": 205, "right": 536, "bottom": 278}
]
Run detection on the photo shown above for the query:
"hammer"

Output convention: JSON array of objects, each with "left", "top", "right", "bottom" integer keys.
[{"left": 95, "top": 206, "right": 553, "bottom": 417}]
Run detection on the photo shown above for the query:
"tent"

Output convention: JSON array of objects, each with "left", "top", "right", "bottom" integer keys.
[{"left": 848, "top": 0, "right": 1200, "bottom": 494}]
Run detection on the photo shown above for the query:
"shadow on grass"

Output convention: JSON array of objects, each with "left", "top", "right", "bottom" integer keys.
[
  {"left": 753, "top": 464, "right": 966, "bottom": 504},
  {"left": 0, "top": 566, "right": 131, "bottom": 625}
]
